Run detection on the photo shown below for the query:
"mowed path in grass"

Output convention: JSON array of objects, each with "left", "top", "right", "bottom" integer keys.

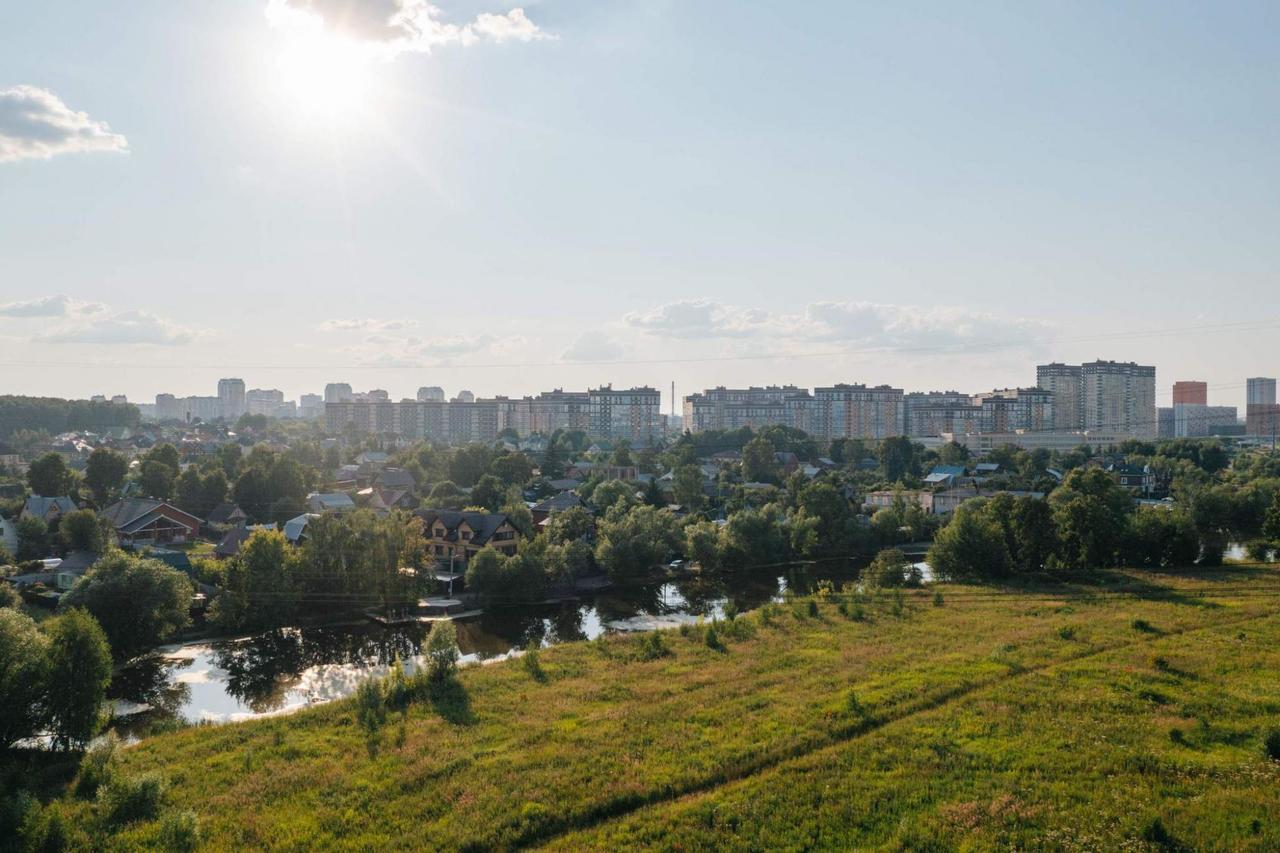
[{"left": 100, "top": 566, "right": 1280, "bottom": 850}]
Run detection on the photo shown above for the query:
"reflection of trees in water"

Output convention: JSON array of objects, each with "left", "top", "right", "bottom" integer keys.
[
  {"left": 110, "top": 654, "right": 193, "bottom": 718},
  {"left": 215, "top": 630, "right": 307, "bottom": 712}
]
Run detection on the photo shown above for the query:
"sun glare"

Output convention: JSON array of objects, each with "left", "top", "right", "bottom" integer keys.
[{"left": 271, "top": 29, "right": 379, "bottom": 120}]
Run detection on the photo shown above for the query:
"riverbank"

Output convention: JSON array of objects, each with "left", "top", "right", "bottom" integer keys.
[{"left": 43, "top": 563, "right": 1280, "bottom": 849}]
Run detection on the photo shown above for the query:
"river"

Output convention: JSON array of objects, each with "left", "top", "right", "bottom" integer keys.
[{"left": 110, "top": 559, "right": 891, "bottom": 736}]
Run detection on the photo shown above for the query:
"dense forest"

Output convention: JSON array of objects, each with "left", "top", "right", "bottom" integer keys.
[{"left": 0, "top": 397, "right": 140, "bottom": 441}]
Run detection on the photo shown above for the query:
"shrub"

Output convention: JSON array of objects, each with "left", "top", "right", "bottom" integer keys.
[
  {"left": 844, "top": 690, "right": 864, "bottom": 717},
  {"left": 704, "top": 623, "right": 725, "bottom": 652},
  {"left": 722, "top": 601, "right": 739, "bottom": 622},
  {"left": 424, "top": 620, "right": 460, "bottom": 682},
  {"left": 76, "top": 731, "right": 120, "bottom": 799},
  {"left": 156, "top": 810, "right": 201, "bottom": 852},
  {"left": 1265, "top": 729, "right": 1280, "bottom": 761},
  {"left": 521, "top": 642, "right": 546, "bottom": 682},
  {"left": 385, "top": 658, "right": 412, "bottom": 711},
  {"left": 806, "top": 600, "right": 819, "bottom": 618},
  {"left": 932, "top": 590, "right": 944, "bottom": 607},
  {"left": 98, "top": 772, "right": 167, "bottom": 828},
  {"left": 1132, "top": 619, "right": 1156, "bottom": 633},
  {"left": 354, "top": 678, "right": 387, "bottom": 735},
  {"left": 1151, "top": 655, "right": 1170, "bottom": 672},
  {"left": 639, "top": 631, "right": 670, "bottom": 661},
  {"left": 1057, "top": 626, "right": 1076, "bottom": 641}
]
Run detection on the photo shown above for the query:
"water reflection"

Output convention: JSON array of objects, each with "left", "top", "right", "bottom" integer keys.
[{"left": 111, "top": 559, "right": 866, "bottom": 736}]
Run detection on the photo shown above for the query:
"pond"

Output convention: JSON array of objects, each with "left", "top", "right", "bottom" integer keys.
[{"left": 109, "top": 559, "right": 892, "bottom": 736}]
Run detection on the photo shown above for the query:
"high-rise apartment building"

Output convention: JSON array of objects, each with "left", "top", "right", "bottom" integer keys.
[
  {"left": 417, "top": 386, "right": 446, "bottom": 403},
  {"left": 812, "top": 384, "right": 904, "bottom": 441},
  {"left": 903, "top": 391, "right": 980, "bottom": 438},
  {"left": 971, "top": 388, "right": 1055, "bottom": 433},
  {"left": 530, "top": 389, "right": 591, "bottom": 435},
  {"left": 218, "top": 378, "right": 246, "bottom": 420},
  {"left": 246, "top": 388, "right": 286, "bottom": 418},
  {"left": 1037, "top": 360, "right": 1155, "bottom": 437},
  {"left": 588, "top": 386, "right": 661, "bottom": 444},
  {"left": 1082, "top": 360, "right": 1156, "bottom": 438},
  {"left": 682, "top": 386, "right": 812, "bottom": 434},
  {"left": 1246, "top": 377, "right": 1279, "bottom": 439},
  {"left": 299, "top": 394, "right": 324, "bottom": 420},
  {"left": 1035, "top": 363, "right": 1083, "bottom": 431},
  {"left": 324, "top": 383, "right": 354, "bottom": 404},
  {"left": 1172, "top": 381, "right": 1207, "bottom": 405}
]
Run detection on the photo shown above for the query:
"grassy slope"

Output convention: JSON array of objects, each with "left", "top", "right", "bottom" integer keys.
[{"left": 83, "top": 566, "right": 1280, "bottom": 850}]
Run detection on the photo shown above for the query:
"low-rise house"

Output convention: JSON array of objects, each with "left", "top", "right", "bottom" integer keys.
[
  {"left": 1107, "top": 463, "right": 1156, "bottom": 497},
  {"left": 100, "top": 498, "right": 202, "bottom": 546},
  {"left": 864, "top": 490, "right": 934, "bottom": 514},
  {"left": 205, "top": 503, "right": 248, "bottom": 530},
  {"left": 931, "top": 487, "right": 1045, "bottom": 516},
  {"left": 924, "top": 465, "right": 967, "bottom": 488},
  {"left": 0, "top": 516, "right": 18, "bottom": 556},
  {"left": 22, "top": 496, "right": 78, "bottom": 524},
  {"left": 283, "top": 513, "right": 318, "bottom": 545},
  {"left": 774, "top": 451, "right": 801, "bottom": 476},
  {"left": 355, "top": 450, "right": 388, "bottom": 469},
  {"left": 416, "top": 509, "right": 523, "bottom": 565},
  {"left": 531, "top": 491, "right": 583, "bottom": 525},
  {"left": 215, "top": 523, "right": 276, "bottom": 559},
  {"left": 308, "top": 492, "right": 356, "bottom": 514},
  {"left": 375, "top": 468, "right": 416, "bottom": 493}
]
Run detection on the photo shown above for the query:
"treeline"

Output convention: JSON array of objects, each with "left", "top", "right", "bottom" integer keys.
[{"left": 0, "top": 396, "right": 140, "bottom": 441}]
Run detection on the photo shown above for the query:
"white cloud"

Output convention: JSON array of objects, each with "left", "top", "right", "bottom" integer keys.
[
  {"left": 0, "top": 86, "right": 128, "bottom": 163},
  {"left": 624, "top": 299, "right": 1051, "bottom": 353},
  {"left": 562, "top": 331, "right": 626, "bottom": 362},
  {"left": 35, "top": 309, "right": 199, "bottom": 346},
  {"left": 318, "top": 318, "right": 416, "bottom": 332},
  {"left": 265, "top": 0, "right": 550, "bottom": 58},
  {"left": 0, "top": 294, "right": 105, "bottom": 318},
  {"left": 415, "top": 334, "right": 496, "bottom": 357}
]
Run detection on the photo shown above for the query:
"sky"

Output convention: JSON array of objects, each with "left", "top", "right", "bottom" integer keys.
[{"left": 1, "top": 0, "right": 1278, "bottom": 413}]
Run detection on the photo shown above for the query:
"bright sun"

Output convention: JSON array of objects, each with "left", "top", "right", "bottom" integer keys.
[{"left": 271, "top": 29, "right": 379, "bottom": 120}]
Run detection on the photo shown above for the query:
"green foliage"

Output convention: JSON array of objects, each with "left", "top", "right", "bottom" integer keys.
[
  {"left": 212, "top": 529, "right": 297, "bottom": 632},
  {"left": 76, "top": 732, "right": 120, "bottom": 799},
  {"left": 84, "top": 447, "right": 129, "bottom": 501},
  {"left": 57, "top": 508, "right": 110, "bottom": 554},
  {"left": 673, "top": 464, "right": 706, "bottom": 511},
  {"left": 26, "top": 452, "right": 77, "bottom": 497},
  {"left": 232, "top": 448, "right": 309, "bottom": 523},
  {"left": 174, "top": 465, "right": 228, "bottom": 519},
  {"left": 0, "top": 608, "right": 50, "bottom": 750},
  {"left": 594, "top": 505, "right": 683, "bottom": 580},
  {"left": 44, "top": 608, "right": 112, "bottom": 751},
  {"left": 0, "top": 395, "right": 139, "bottom": 441},
  {"left": 156, "top": 809, "right": 201, "bottom": 852},
  {"left": 878, "top": 435, "right": 922, "bottom": 482},
  {"left": 355, "top": 678, "right": 387, "bottom": 735},
  {"left": 1124, "top": 509, "right": 1201, "bottom": 568},
  {"left": 1050, "top": 468, "right": 1134, "bottom": 571},
  {"left": 719, "top": 504, "right": 790, "bottom": 568},
  {"left": 591, "top": 480, "right": 637, "bottom": 515},
  {"left": 98, "top": 772, "right": 167, "bottom": 828},
  {"left": 1265, "top": 729, "right": 1280, "bottom": 761},
  {"left": 704, "top": 622, "right": 725, "bottom": 651},
  {"left": 63, "top": 550, "right": 193, "bottom": 660},
  {"left": 683, "top": 520, "right": 722, "bottom": 572},
  {"left": 522, "top": 642, "right": 546, "bottom": 682},
  {"left": 15, "top": 515, "right": 50, "bottom": 560},
  {"left": 862, "top": 548, "right": 921, "bottom": 588},
  {"left": 741, "top": 436, "right": 779, "bottom": 484},
  {"left": 927, "top": 501, "right": 1011, "bottom": 581},
  {"left": 424, "top": 620, "right": 460, "bottom": 682},
  {"left": 638, "top": 630, "right": 670, "bottom": 661}
]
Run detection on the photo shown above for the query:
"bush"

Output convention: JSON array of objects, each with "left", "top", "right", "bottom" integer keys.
[
  {"left": 1132, "top": 619, "right": 1155, "bottom": 633},
  {"left": 156, "top": 809, "right": 201, "bottom": 852},
  {"left": 354, "top": 678, "right": 387, "bottom": 735},
  {"left": 76, "top": 731, "right": 120, "bottom": 799},
  {"left": 521, "top": 642, "right": 546, "bottom": 682},
  {"left": 932, "top": 590, "right": 944, "bottom": 607},
  {"left": 806, "top": 600, "right": 819, "bottom": 618},
  {"left": 424, "top": 620, "right": 460, "bottom": 682},
  {"left": 704, "top": 623, "right": 725, "bottom": 652},
  {"left": 1265, "top": 729, "right": 1280, "bottom": 761},
  {"left": 638, "top": 631, "right": 670, "bottom": 661},
  {"left": 862, "top": 548, "right": 922, "bottom": 588},
  {"left": 98, "top": 772, "right": 167, "bottom": 828},
  {"left": 385, "top": 658, "right": 412, "bottom": 711}
]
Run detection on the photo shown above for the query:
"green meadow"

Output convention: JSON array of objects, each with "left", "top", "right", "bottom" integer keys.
[{"left": 42, "top": 565, "right": 1280, "bottom": 850}]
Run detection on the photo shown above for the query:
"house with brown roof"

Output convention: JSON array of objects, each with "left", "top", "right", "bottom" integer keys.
[
  {"left": 100, "top": 498, "right": 202, "bottom": 546},
  {"left": 415, "top": 508, "right": 522, "bottom": 565}
]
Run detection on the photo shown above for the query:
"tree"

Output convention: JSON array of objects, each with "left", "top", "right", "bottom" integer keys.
[
  {"left": 463, "top": 547, "right": 505, "bottom": 606},
  {"left": 937, "top": 441, "right": 971, "bottom": 466},
  {"left": 215, "top": 529, "right": 296, "bottom": 631},
  {"left": 719, "top": 505, "right": 790, "bottom": 567},
  {"left": 1124, "top": 509, "right": 1200, "bottom": 568},
  {"left": 144, "top": 443, "right": 181, "bottom": 475},
  {"left": 544, "top": 506, "right": 593, "bottom": 545},
  {"left": 673, "top": 465, "right": 706, "bottom": 512},
  {"left": 541, "top": 437, "right": 567, "bottom": 480},
  {"left": 863, "top": 548, "right": 922, "bottom": 588},
  {"left": 501, "top": 492, "right": 535, "bottom": 538},
  {"left": 449, "top": 445, "right": 496, "bottom": 488},
  {"left": 84, "top": 447, "right": 128, "bottom": 501},
  {"left": 16, "top": 516, "right": 51, "bottom": 560},
  {"left": 490, "top": 452, "right": 534, "bottom": 487},
  {"left": 427, "top": 481, "right": 465, "bottom": 509},
  {"left": 63, "top": 551, "right": 193, "bottom": 661},
  {"left": 1049, "top": 468, "right": 1133, "bottom": 572},
  {"left": 0, "top": 608, "right": 49, "bottom": 750},
  {"left": 878, "top": 436, "right": 921, "bottom": 483},
  {"left": 138, "top": 460, "right": 176, "bottom": 500},
  {"left": 741, "top": 436, "right": 779, "bottom": 484},
  {"left": 927, "top": 502, "right": 1011, "bottom": 581},
  {"left": 43, "top": 609, "right": 112, "bottom": 751},
  {"left": 684, "top": 520, "right": 722, "bottom": 571},
  {"left": 424, "top": 620, "right": 459, "bottom": 681},
  {"left": 57, "top": 509, "right": 109, "bottom": 554},
  {"left": 469, "top": 475, "right": 508, "bottom": 513},
  {"left": 791, "top": 481, "right": 865, "bottom": 558},
  {"left": 591, "top": 480, "right": 636, "bottom": 515},
  {"left": 27, "top": 452, "right": 75, "bottom": 496},
  {"left": 1263, "top": 496, "right": 1280, "bottom": 544},
  {"left": 1010, "top": 497, "right": 1057, "bottom": 572},
  {"left": 594, "top": 506, "right": 683, "bottom": 580}
]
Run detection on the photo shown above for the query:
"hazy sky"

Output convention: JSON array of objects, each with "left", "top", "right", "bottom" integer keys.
[{"left": 2, "top": 1, "right": 1278, "bottom": 411}]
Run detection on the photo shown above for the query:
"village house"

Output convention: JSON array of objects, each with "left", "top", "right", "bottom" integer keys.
[
  {"left": 100, "top": 498, "right": 202, "bottom": 546},
  {"left": 21, "top": 496, "right": 78, "bottom": 524},
  {"left": 416, "top": 509, "right": 523, "bottom": 565}
]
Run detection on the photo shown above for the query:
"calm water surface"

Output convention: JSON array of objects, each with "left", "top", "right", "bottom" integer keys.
[{"left": 111, "top": 561, "right": 887, "bottom": 734}]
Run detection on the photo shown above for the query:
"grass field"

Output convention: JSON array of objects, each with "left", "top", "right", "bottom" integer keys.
[{"left": 48, "top": 565, "right": 1280, "bottom": 850}]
